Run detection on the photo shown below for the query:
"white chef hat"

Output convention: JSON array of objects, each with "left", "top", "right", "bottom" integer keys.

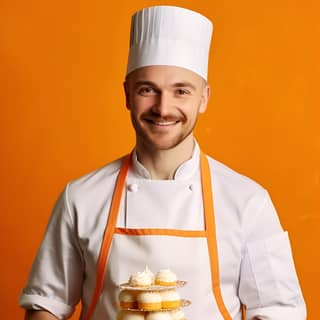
[{"left": 126, "top": 5, "right": 213, "bottom": 80}]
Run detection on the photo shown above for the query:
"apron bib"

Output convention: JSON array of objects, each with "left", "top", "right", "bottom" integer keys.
[{"left": 83, "top": 152, "right": 240, "bottom": 320}]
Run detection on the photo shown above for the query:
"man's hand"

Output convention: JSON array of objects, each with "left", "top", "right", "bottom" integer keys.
[{"left": 25, "top": 310, "right": 59, "bottom": 320}]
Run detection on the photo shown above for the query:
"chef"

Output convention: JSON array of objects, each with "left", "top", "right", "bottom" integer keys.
[{"left": 20, "top": 5, "right": 306, "bottom": 320}]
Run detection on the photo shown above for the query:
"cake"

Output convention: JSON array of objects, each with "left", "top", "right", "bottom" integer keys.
[
  {"left": 119, "top": 290, "right": 138, "bottom": 309},
  {"left": 145, "top": 311, "right": 172, "bottom": 320},
  {"left": 170, "top": 309, "right": 186, "bottom": 320},
  {"left": 160, "top": 289, "right": 181, "bottom": 309},
  {"left": 155, "top": 269, "right": 177, "bottom": 286},
  {"left": 117, "top": 310, "right": 145, "bottom": 320},
  {"left": 137, "top": 291, "right": 162, "bottom": 311},
  {"left": 119, "top": 268, "right": 187, "bottom": 318},
  {"left": 129, "top": 267, "right": 154, "bottom": 287}
]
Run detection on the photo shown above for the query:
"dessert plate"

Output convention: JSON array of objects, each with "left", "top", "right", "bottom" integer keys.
[{"left": 119, "top": 280, "right": 187, "bottom": 291}]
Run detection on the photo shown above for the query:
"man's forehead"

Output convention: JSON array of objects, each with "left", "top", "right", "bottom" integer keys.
[{"left": 126, "top": 65, "right": 206, "bottom": 87}]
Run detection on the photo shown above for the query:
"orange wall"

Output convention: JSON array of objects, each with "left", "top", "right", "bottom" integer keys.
[{"left": 1, "top": 0, "right": 319, "bottom": 319}]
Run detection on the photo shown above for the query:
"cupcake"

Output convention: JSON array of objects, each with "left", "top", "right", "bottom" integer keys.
[
  {"left": 160, "top": 289, "right": 181, "bottom": 309},
  {"left": 117, "top": 310, "right": 145, "bottom": 320},
  {"left": 170, "top": 309, "right": 186, "bottom": 320},
  {"left": 146, "top": 311, "right": 172, "bottom": 320},
  {"left": 119, "top": 290, "right": 138, "bottom": 309},
  {"left": 155, "top": 269, "right": 177, "bottom": 286},
  {"left": 137, "top": 291, "right": 162, "bottom": 311},
  {"left": 129, "top": 268, "right": 153, "bottom": 287}
]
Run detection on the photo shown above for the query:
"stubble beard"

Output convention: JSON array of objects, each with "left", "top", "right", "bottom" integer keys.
[{"left": 131, "top": 112, "right": 198, "bottom": 152}]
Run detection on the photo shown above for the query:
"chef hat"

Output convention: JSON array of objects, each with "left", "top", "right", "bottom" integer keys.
[{"left": 126, "top": 5, "right": 213, "bottom": 80}]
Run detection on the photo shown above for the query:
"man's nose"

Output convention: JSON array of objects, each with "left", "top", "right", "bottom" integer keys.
[{"left": 151, "top": 92, "right": 172, "bottom": 116}]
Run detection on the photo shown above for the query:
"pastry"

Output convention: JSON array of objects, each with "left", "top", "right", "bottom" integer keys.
[
  {"left": 117, "top": 310, "right": 145, "bottom": 320},
  {"left": 129, "top": 268, "right": 153, "bottom": 287},
  {"left": 160, "top": 289, "right": 180, "bottom": 309},
  {"left": 137, "top": 291, "right": 162, "bottom": 311},
  {"left": 170, "top": 309, "right": 186, "bottom": 320},
  {"left": 155, "top": 269, "right": 177, "bottom": 286},
  {"left": 145, "top": 311, "right": 172, "bottom": 320},
  {"left": 119, "top": 290, "right": 138, "bottom": 309}
]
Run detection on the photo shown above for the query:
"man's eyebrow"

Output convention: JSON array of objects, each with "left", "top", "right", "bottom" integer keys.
[
  {"left": 133, "top": 81, "right": 157, "bottom": 89},
  {"left": 133, "top": 80, "right": 197, "bottom": 91},
  {"left": 172, "top": 82, "right": 197, "bottom": 91}
]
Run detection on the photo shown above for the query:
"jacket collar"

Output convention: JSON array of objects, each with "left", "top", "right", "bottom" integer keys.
[{"left": 131, "top": 141, "right": 200, "bottom": 180}]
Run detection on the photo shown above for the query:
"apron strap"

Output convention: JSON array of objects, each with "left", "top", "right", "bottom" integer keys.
[
  {"left": 84, "top": 154, "right": 131, "bottom": 320},
  {"left": 200, "top": 152, "right": 232, "bottom": 320}
]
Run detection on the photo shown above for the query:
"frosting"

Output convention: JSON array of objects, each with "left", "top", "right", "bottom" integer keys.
[
  {"left": 160, "top": 290, "right": 180, "bottom": 301},
  {"left": 129, "top": 270, "right": 153, "bottom": 287},
  {"left": 137, "top": 292, "right": 162, "bottom": 303},
  {"left": 144, "top": 266, "right": 155, "bottom": 283},
  {"left": 155, "top": 269, "right": 177, "bottom": 283}
]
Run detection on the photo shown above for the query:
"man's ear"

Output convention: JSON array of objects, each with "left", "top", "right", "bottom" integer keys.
[
  {"left": 123, "top": 81, "right": 131, "bottom": 110},
  {"left": 199, "top": 83, "right": 210, "bottom": 113}
]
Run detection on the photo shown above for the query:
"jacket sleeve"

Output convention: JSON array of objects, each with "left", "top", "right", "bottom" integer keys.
[
  {"left": 239, "top": 191, "right": 307, "bottom": 320},
  {"left": 19, "top": 184, "right": 84, "bottom": 320}
]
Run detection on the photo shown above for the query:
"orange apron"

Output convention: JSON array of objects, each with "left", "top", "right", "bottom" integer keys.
[{"left": 83, "top": 152, "right": 240, "bottom": 320}]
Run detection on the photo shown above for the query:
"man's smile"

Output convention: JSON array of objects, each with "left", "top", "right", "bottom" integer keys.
[{"left": 144, "top": 119, "right": 180, "bottom": 126}]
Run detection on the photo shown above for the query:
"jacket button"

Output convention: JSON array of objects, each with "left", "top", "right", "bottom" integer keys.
[
  {"left": 127, "top": 183, "right": 139, "bottom": 192},
  {"left": 189, "top": 184, "right": 193, "bottom": 191}
]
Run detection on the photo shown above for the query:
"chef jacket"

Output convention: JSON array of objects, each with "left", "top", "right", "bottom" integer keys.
[{"left": 19, "top": 142, "right": 306, "bottom": 319}]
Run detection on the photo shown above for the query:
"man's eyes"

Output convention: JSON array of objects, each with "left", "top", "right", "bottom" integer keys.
[
  {"left": 176, "top": 89, "right": 190, "bottom": 95},
  {"left": 138, "top": 87, "right": 157, "bottom": 95},
  {"left": 137, "top": 87, "right": 191, "bottom": 96}
]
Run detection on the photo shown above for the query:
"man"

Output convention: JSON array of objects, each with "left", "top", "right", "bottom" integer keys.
[{"left": 20, "top": 5, "right": 306, "bottom": 320}]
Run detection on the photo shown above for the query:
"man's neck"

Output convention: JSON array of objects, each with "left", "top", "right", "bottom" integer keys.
[{"left": 136, "top": 136, "right": 195, "bottom": 180}]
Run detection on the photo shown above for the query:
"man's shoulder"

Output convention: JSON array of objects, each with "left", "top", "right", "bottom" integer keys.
[
  {"left": 66, "top": 156, "right": 126, "bottom": 199},
  {"left": 206, "top": 154, "right": 266, "bottom": 195}
]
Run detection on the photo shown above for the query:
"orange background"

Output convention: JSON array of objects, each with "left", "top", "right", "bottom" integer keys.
[{"left": 1, "top": 0, "right": 319, "bottom": 319}]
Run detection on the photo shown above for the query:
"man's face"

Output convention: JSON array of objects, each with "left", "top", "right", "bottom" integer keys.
[{"left": 124, "top": 65, "right": 210, "bottom": 151}]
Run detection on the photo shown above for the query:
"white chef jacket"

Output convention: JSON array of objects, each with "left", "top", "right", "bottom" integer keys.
[{"left": 19, "top": 142, "right": 306, "bottom": 319}]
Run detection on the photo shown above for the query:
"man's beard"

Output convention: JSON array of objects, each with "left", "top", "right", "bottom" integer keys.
[{"left": 131, "top": 112, "right": 197, "bottom": 152}]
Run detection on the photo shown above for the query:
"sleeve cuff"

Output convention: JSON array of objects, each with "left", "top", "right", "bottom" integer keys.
[
  {"left": 246, "top": 301, "right": 307, "bottom": 320},
  {"left": 19, "top": 293, "right": 74, "bottom": 320}
]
